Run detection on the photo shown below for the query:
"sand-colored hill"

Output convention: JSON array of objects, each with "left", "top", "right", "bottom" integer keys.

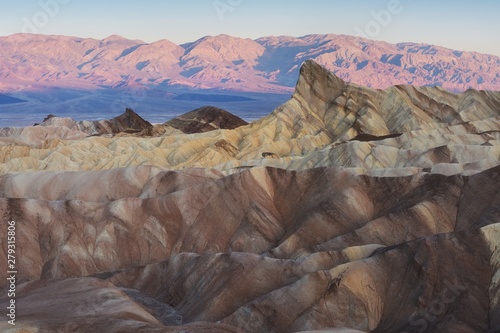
[
  {"left": 0, "top": 61, "right": 499, "bottom": 175},
  {"left": 0, "top": 60, "right": 499, "bottom": 332}
]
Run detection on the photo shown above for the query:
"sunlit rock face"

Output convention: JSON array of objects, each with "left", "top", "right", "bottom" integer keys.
[
  {"left": 0, "top": 60, "right": 499, "bottom": 332},
  {"left": 1, "top": 61, "right": 500, "bottom": 174}
]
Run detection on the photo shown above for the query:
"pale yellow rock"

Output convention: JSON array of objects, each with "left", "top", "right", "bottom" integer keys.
[{"left": 0, "top": 61, "right": 498, "bottom": 175}]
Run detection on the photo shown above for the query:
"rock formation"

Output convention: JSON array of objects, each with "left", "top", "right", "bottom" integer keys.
[
  {"left": 38, "top": 108, "right": 153, "bottom": 135},
  {"left": 166, "top": 106, "right": 248, "bottom": 134},
  {"left": 0, "top": 61, "right": 499, "bottom": 174},
  {"left": 0, "top": 108, "right": 186, "bottom": 147},
  {"left": 0, "top": 60, "right": 499, "bottom": 332}
]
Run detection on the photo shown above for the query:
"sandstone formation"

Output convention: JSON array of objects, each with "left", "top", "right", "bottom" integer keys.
[
  {"left": 0, "top": 60, "right": 499, "bottom": 332},
  {"left": 0, "top": 61, "right": 499, "bottom": 174}
]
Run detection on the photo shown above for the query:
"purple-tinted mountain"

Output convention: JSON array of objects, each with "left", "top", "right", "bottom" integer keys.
[{"left": 0, "top": 33, "right": 499, "bottom": 94}]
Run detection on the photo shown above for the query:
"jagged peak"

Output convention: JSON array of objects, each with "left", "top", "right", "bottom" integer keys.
[
  {"left": 113, "top": 108, "right": 152, "bottom": 128},
  {"left": 293, "top": 60, "right": 346, "bottom": 101}
]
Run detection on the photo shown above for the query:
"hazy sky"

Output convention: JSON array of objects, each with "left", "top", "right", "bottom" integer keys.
[{"left": 1, "top": 0, "right": 499, "bottom": 56}]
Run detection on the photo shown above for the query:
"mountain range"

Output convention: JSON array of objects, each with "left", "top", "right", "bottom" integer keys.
[{"left": 1, "top": 33, "right": 499, "bottom": 95}]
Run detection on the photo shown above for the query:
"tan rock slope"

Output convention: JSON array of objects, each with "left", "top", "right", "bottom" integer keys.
[
  {"left": 0, "top": 60, "right": 499, "bottom": 174},
  {"left": 0, "top": 60, "right": 499, "bottom": 332},
  {"left": 0, "top": 165, "right": 499, "bottom": 332}
]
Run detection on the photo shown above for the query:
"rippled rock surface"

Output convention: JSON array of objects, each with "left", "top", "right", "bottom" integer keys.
[{"left": 0, "top": 61, "right": 499, "bottom": 332}]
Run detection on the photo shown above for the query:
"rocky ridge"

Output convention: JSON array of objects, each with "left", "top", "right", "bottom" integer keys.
[
  {"left": 0, "top": 60, "right": 499, "bottom": 332},
  {"left": 0, "top": 61, "right": 498, "bottom": 175}
]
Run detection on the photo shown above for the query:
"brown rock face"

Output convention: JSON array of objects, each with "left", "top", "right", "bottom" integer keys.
[
  {"left": 0, "top": 166, "right": 499, "bottom": 332},
  {"left": 105, "top": 108, "right": 153, "bottom": 133},
  {"left": 0, "top": 60, "right": 499, "bottom": 332},
  {"left": 0, "top": 277, "right": 241, "bottom": 332},
  {"left": 1, "top": 60, "right": 499, "bottom": 173},
  {"left": 166, "top": 106, "right": 248, "bottom": 134}
]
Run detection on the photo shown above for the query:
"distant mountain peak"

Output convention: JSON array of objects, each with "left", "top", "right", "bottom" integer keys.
[
  {"left": 292, "top": 60, "right": 348, "bottom": 107},
  {"left": 103, "top": 34, "right": 129, "bottom": 41}
]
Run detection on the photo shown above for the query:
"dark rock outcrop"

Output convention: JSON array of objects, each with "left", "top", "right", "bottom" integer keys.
[
  {"left": 166, "top": 106, "right": 248, "bottom": 134},
  {"left": 1, "top": 61, "right": 500, "bottom": 172}
]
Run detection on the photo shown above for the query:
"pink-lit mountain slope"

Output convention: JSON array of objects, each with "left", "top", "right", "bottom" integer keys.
[{"left": 0, "top": 33, "right": 499, "bottom": 93}]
